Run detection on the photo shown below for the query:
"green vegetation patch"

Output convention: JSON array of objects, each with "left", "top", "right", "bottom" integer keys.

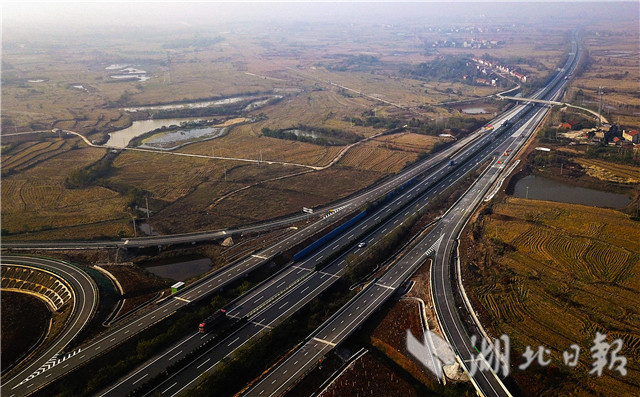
[{"left": 261, "top": 125, "right": 360, "bottom": 146}]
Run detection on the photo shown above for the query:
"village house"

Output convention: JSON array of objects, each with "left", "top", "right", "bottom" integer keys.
[{"left": 622, "top": 129, "right": 639, "bottom": 144}]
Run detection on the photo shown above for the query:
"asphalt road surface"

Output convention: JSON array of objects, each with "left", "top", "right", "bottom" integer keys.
[
  {"left": 1, "top": 256, "right": 98, "bottom": 397},
  {"left": 119, "top": 101, "right": 533, "bottom": 397},
  {"left": 4, "top": 123, "right": 486, "bottom": 397},
  {"left": 244, "top": 35, "right": 580, "bottom": 397}
]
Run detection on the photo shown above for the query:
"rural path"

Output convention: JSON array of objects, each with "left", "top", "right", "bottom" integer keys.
[
  {"left": 204, "top": 129, "right": 392, "bottom": 208},
  {"left": 16, "top": 127, "right": 396, "bottom": 209},
  {"left": 63, "top": 130, "right": 323, "bottom": 170}
]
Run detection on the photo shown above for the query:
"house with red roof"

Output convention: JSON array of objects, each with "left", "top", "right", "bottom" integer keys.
[
  {"left": 560, "top": 122, "right": 573, "bottom": 130},
  {"left": 623, "top": 129, "right": 639, "bottom": 144}
]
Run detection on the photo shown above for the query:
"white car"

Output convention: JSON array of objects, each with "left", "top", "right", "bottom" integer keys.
[{"left": 357, "top": 242, "right": 367, "bottom": 248}]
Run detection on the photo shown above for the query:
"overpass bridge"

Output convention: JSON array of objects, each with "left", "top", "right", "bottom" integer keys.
[{"left": 497, "top": 95, "right": 608, "bottom": 124}]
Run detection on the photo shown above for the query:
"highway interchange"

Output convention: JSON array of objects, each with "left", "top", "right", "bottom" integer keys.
[
  {"left": 100, "top": 104, "right": 521, "bottom": 397},
  {"left": 1, "top": 256, "right": 97, "bottom": 397},
  {"left": 1, "top": 100, "right": 500, "bottom": 396},
  {"left": 99, "top": 81, "right": 549, "bottom": 396},
  {"left": 2, "top": 34, "right": 580, "bottom": 397},
  {"left": 245, "top": 34, "right": 580, "bottom": 397}
]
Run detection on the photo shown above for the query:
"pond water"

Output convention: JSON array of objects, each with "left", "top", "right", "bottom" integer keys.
[
  {"left": 105, "top": 64, "right": 130, "bottom": 70},
  {"left": 107, "top": 65, "right": 149, "bottom": 81},
  {"left": 145, "top": 257, "right": 212, "bottom": 281},
  {"left": 105, "top": 118, "right": 206, "bottom": 148},
  {"left": 110, "top": 74, "right": 150, "bottom": 82},
  {"left": 461, "top": 107, "right": 487, "bottom": 114},
  {"left": 286, "top": 129, "right": 319, "bottom": 139},
  {"left": 123, "top": 96, "right": 253, "bottom": 113},
  {"left": 139, "top": 126, "right": 227, "bottom": 150},
  {"left": 512, "top": 175, "right": 631, "bottom": 208}
]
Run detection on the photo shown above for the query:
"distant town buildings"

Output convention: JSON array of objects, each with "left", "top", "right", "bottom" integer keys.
[
  {"left": 431, "top": 38, "right": 503, "bottom": 49},
  {"left": 472, "top": 58, "right": 528, "bottom": 83}
]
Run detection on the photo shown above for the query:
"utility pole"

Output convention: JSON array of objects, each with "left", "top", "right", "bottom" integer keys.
[
  {"left": 132, "top": 217, "right": 137, "bottom": 237},
  {"left": 224, "top": 165, "right": 227, "bottom": 181},
  {"left": 560, "top": 163, "right": 563, "bottom": 175},
  {"left": 598, "top": 86, "right": 604, "bottom": 128},
  {"left": 145, "top": 196, "right": 150, "bottom": 219},
  {"left": 526, "top": 186, "right": 529, "bottom": 200}
]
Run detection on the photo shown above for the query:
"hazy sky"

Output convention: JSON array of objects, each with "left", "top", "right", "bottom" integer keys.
[{"left": 3, "top": 1, "right": 638, "bottom": 38}]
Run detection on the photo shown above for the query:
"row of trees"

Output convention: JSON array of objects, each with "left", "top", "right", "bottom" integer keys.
[
  {"left": 406, "top": 115, "right": 485, "bottom": 137},
  {"left": 65, "top": 152, "right": 116, "bottom": 189},
  {"left": 261, "top": 125, "right": 360, "bottom": 146}
]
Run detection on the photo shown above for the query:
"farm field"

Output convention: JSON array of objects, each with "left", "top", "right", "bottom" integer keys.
[
  {"left": 575, "top": 158, "right": 640, "bottom": 184},
  {"left": 462, "top": 197, "right": 640, "bottom": 396},
  {"left": 1, "top": 140, "right": 132, "bottom": 239},
  {"left": 567, "top": 22, "right": 640, "bottom": 128},
  {"left": 6, "top": 5, "right": 628, "bottom": 242},
  {"left": 151, "top": 166, "right": 384, "bottom": 233},
  {"left": 180, "top": 122, "right": 346, "bottom": 167},
  {"left": 338, "top": 138, "right": 420, "bottom": 173}
]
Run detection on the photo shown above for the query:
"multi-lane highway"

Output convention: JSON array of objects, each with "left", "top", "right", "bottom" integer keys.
[
  {"left": 6, "top": 34, "right": 579, "bottom": 397},
  {"left": 242, "top": 107, "right": 541, "bottom": 397},
  {"left": 0, "top": 256, "right": 98, "bottom": 397},
  {"left": 106, "top": 100, "right": 532, "bottom": 396},
  {"left": 1, "top": 122, "right": 486, "bottom": 252},
  {"left": 244, "top": 36, "right": 581, "bottom": 397},
  {"left": 98, "top": 129, "right": 495, "bottom": 396},
  {"left": 1, "top": 116, "right": 500, "bottom": 397}
]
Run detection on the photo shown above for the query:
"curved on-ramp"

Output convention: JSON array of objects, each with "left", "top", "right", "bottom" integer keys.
[{"left": 0, "top": 255, "right": 98, "bottom": 397}]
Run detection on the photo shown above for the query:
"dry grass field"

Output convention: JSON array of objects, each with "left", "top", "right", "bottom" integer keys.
[
  {"left": 3, "top": 11, "right": 614, "bottom": 240},
  {"left": 338, "top": 140, "right": 418, "bottom": 173},
  {"left": 319, "top": 353, "right": 418, "bottom": 397},
  {"left": 575, "top": 158, "right": 640, "bottom": 184},
  {"left": 181, "top": 123, "right": 346, "bottom": 167},
  {"left": 2, "top": 139, "right": 131, "bottom": 239},
  {"left": 369, "top": 300, "right": 436, "bottom": 388},
  {"left": 463, "top": 197, "right": 640, "bottom": 396},
  {"left": 151, "top": 166, "right": 384, "bottom": 233},
  {"left": 567, "top": 21, "right": 640, "bottom": 128}
]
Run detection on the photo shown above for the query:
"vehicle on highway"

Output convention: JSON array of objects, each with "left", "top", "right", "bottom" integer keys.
[
  {"left": 448, "top": 160, "right": 456, "bottom": 166},
  {"left": 199, "top": 309, "right": 226, "bottom": 333},
  {"left": 357, "top": 242, "right": 367, "bottom": 248}
]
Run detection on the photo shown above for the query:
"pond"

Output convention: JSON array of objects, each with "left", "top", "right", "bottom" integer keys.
[
  {"left": 461, "top": 107, "right": 488, "bottom": 114},
  {"left": 139, "top": 126, "right": 227, "bottom": 150},
  {"left": 145, "top": 257, "right": 212, "bottom": 281},
  {"left": 122, "top": 95, "right": 282, "bottom": 113},
  {"left": 105, "top": 118, "right": 206, "bottom": 148},
  {"left": 107, "top": 64, "right": 150, "bottom": 82},
  {"left": 123, "top": 96, "right": 254, "bottom": 113},
  {"left": 512, "top": 175, "right": 631, "bottom": 208},
  {"left": 286, "top": 129, "right": 319, "bottom": 139}
]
